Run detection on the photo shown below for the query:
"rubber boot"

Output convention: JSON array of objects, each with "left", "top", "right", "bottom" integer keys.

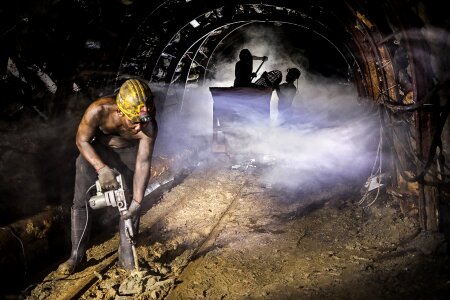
[
  {"left": 56, "top": 207, "right": 91, "bottom": 275},
  {"left": 118, "top": 216, "right": 139, "bottom": 270}
]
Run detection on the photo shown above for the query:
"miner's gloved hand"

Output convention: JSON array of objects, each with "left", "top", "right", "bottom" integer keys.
[
  {"left": 121, "top": 200, "right": 141, "bottom": 220},
  {"left": 98, "top": 165, "right": 120, "bottom": 190}
]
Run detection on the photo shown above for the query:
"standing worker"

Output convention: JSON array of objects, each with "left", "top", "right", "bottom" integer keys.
[
  {"left": 233, "top": 48, "right": 268, "bottom": 87},
  {"left": 57, "top": 78, "right": 158, "bottom": 274},
  {"left": 276, "top": 68, "right": 301, "bottom": 125}
]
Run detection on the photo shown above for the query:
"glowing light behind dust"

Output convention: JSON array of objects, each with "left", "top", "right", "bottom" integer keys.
[{"left": 159, "top": 24, "right": 380, "bottom": 190}]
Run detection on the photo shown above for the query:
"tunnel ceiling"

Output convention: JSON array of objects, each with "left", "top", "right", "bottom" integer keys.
[
  {"left": 120, "top": 1, "right": 367, "bottom": 91},
  {"left": 111, "top": 0, "right": 436, "bottom": 107},
  {"left": 1, "top": 0, "right": 442, "bottom": 120}
]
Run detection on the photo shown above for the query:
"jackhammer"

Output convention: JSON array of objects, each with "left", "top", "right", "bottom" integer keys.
[{"left": 88, "top": 175, "right": 139, "bottom": 271}]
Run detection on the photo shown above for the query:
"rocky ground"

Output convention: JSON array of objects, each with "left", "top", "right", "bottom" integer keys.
[{"left": 27, "top": 154, "right": 450, "bottom": 300}]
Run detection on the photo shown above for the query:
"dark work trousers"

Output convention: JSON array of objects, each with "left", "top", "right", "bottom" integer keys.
[
  {"left": 71, "top": 140, "right": 140, "bottom": 269},
  {"left": 73, "top": 140, "right": 137, "bottom": 209}
]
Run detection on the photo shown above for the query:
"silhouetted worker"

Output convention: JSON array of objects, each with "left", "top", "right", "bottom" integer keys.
[
  {"left": 234, "top": 49, "right": 268, "bottom": 87},
  {"left": 276, "top": 67, "right": 301, "bottom": 124}
]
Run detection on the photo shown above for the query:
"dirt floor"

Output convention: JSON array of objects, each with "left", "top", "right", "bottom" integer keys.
[{"left": 27, "top": 154, "right": 450, "bottom": 300}]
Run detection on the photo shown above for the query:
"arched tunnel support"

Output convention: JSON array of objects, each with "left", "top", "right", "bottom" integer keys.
[{"left": 116, "top": 0, "right": 449, "bottom": 232}]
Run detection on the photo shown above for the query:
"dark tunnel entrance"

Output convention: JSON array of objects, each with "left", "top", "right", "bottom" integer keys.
[{"left": 0, "top": 0, "right": 449, "bottom": 298}]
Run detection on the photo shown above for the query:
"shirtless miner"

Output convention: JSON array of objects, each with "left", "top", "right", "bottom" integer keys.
[{"left": 57, "top": 78, "right": 157, "bottom": 274}]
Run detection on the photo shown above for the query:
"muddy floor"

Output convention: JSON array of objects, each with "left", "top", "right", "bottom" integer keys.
[{"left": 27, "top": 154, "right": 450, "bottom": 300}]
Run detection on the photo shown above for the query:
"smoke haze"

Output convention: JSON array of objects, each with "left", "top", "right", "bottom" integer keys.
[{"left": 157, "top": 23, "right": 380, "bottom": 191}]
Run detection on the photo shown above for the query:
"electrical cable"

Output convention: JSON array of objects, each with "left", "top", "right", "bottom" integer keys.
[
  {"left": 0, "top": 226, "right": 27, "bottom": 278},
  {"left": 75, "top": 183, "right": 96, "bottom": 266},
  {"left": 364, "top": 132, "right": 383, "bottom": 208},
  {"left": 54, "top": 184, "right": 95, "bottom": 275},
  {"left": 381, "top": 76, "right": 450, "bottom": 112},
  {"left": 22, "top": 183, "right": 97, "bottom": 296},
  {"left": 397, "top": 97, "right": 450, "bottom": 183},
  {"left": 383, "top": 108, "right": 417, "bottom": 160},
  {"left": 358, "top": 116, "right": 383, "bottom": 206},
  {"left": 380, "top": 80, "right": 450, "bottom": 184}
]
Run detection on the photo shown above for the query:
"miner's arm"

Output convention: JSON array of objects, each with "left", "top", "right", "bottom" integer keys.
[
  {"left": 76, "top": 103, "right": 105, "bottom": 172},
  {"left": 133, "top": 119, "right": 158, "bottom": 204}
]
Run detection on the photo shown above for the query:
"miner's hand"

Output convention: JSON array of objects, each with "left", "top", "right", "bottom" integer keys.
[
  {"left": 98, "top": 166, "right": 120, "bottom": 190},
  {"left": 121, "top": 200, "right": 141, "bottom": 220}
]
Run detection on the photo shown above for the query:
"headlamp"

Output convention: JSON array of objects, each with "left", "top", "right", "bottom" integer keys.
[{"left": 137, "top": 114, "right": 152, "bottom": 124}]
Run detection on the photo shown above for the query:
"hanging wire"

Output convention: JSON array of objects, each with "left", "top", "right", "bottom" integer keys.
[
  {"left": 364, "top": 135, "right": 383, "bottom": 207},
  {"left": 357, "top": 123, "right": 383, "bottom": 206}
]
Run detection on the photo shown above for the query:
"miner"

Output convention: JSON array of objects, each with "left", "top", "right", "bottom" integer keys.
[
  {"left": 276, "top": 67, "right": 301, "bottom": 125},
  {"left": 57, "top": 78, "right": 158, "bottom": 274},
  {"left": 234, "top": 48, "right": 268, "bottom": 87}
]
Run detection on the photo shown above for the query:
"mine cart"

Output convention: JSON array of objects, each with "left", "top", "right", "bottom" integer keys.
[{"left": 209, "top": 86, "right": 273, "bottom": 153}]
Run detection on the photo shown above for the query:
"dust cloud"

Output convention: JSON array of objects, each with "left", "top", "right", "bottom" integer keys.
[
  {"left": 217, "top": 79, "right": 379, "bottom": 190},
  {"left": 155, "top": 23, "right": 381, "bottom": 191}
]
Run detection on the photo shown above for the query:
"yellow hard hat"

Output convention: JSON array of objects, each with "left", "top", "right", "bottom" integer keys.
[{"left": 116, "top": 79, "right": 153, "bottom": 122}]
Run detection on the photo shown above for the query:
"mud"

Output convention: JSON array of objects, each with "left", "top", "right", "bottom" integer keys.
[{"left": 27, "top": 155, "right": 450, "bottom": 300}]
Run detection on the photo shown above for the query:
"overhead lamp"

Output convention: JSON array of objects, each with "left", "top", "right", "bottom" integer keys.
[{"left": 190, "top": 19, "right": 200, "bottom": 28}]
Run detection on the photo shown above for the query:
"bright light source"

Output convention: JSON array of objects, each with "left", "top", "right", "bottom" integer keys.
[{"left": 190, "top": 19, "right": 200, "bottom": 28}]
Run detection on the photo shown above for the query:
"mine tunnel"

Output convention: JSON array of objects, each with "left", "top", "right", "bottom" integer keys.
[{"left": 1, "top": 0, "right": 449, "bottom": 299}]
